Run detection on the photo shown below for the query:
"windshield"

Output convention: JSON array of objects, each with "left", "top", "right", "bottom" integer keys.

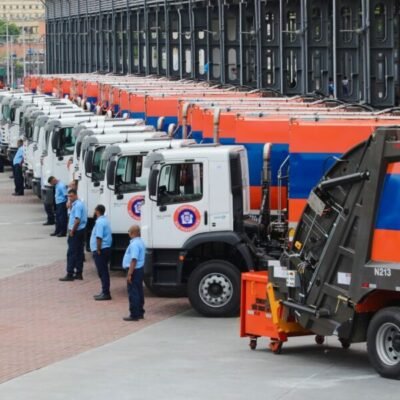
[
  {"left": 115, "top": 155, "right": 146, "bottom": 193},
  {"left": 92, "top": 146, "right": 106, "bottom": 181}
]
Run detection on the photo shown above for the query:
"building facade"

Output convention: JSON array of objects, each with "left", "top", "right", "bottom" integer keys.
[
  {"left": 45, "top": 0, "right": 400, "bottom": 108},
  {"left": 0, "top": 0, "right": 45, "bottom": 41}
]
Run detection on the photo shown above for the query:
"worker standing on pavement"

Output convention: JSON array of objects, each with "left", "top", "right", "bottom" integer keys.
[
  {"left": 91, "top": 204, "right": 113, "bottom": 301},
  {"left": 59, "top": 189, "right": 87, "bottom": 282},
  {"left": 12, "top": 139, "right": 24, "bottom": 196},
  {"left": 48, "top": 176, "right": 68, "bottom": 237},
  {"left": 122, "top": 225, "right": 146, "bottom": 321}
]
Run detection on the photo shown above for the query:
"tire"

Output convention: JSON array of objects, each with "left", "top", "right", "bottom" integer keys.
[
  {"left": 187, "top": 259, "right": 241, "bottom": 317},
  {"left": 367, "top": 306, "right": 400, "bottom": 379}
]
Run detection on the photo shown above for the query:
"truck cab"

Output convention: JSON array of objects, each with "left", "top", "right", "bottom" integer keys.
[
  {"left": 39, "top": 113, "right": 95, "bottom": 203},
  {"left": 78, "top": 130, "right": 167, "bottom": 243},
  {"left": 100, "top": 138, "right": 195, "bottom": 266},
  {"left": 23, "top": 104, "right": 81, "bottom": 188},
  {"left": 31, "top": 109, "right": 87, "bottom": 196},
  {"left": 141, "top": 144, "right": 254, "bottom": 316},
  {"left": 70, "top": 117, "right": 145, "bottom": 182}
]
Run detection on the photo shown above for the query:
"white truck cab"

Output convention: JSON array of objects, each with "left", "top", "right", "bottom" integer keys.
[
  {"left": 70, "top": 117, "right": 145, "bottom": 181},
  {"left": 39, "top": 112, "right": 96, "bottom": 203},
  {"left": 1, "top": 94, "right": 49, "bottom": 161},
  {"left": 23, "top": 104, "right": 81, "bottom": 189},
  {"left": 141, "top": 144, "right": 253, "bottom": 317},
  {"left": 78, "top": 130, "right": 167, "bottom": 242},
  {"left": 30, "top": 109, "right": 87, "bottom": 196},
  {"left": 100, "top": 138, "right": 196, "bottom": 266}
]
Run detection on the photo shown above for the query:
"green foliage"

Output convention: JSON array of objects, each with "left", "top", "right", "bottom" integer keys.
[{"left": 0, "top": 20, "right": 21, "bottom": 42}]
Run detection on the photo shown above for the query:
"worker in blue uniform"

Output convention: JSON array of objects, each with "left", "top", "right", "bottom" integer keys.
[
  {"left": 91, "top": 204, "right": 113, "bottom": 301},
  {"left": 48, "top": 176, "right": 68, "bottom": 237},
  {"left": 122, "top": 225, "right": 146, "bottom": 321},
  {"left": 59, "top": 188, "right": 87, "bottom": 281},
  {"left": 12, "top": 139, "right": 24, "bottom": 196}
]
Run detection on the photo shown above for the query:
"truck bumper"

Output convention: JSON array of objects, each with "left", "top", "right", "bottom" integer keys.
[
  {"left": 42, "top": 185, "right": 55, "bottom": 205},
  {"left": 24, "top": 170, "right": 33, "bottom": 189},
  {"left": 32, "top": 178, "right": 41, "bottom": 198},
  {"left": 0, "top": 144, "right": 8, "bottom": 159},
  {"left": 7, "top": 148, "right": 17, "bottom": 164}
]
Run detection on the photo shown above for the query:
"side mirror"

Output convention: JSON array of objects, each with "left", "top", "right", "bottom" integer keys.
[
  {"left": 148, "top": 169, "right": 159, "bottom": 201},
  {"left": 106, "top": 160, "right": 116, "bottom": 189},
  {"left": 84, "top": 149, "right": 94, "bottom": 177},
  {"left": 93, "top": 181, "right": 100, "bottom": 187}
]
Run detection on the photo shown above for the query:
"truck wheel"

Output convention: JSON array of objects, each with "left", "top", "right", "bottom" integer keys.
[
  {"left": 367, "top": 307, "right": 400, "bottom": 379},
  {"left": 187, "top": 260, "right": 241, "bottom": 317}
]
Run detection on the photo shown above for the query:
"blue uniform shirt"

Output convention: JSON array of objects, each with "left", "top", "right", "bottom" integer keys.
[
  {"left": 122, "top": 237, "right": 146, "bottom": 270},
  {"left": 68, "top": 199, "right": 87, "bottom": 231},
  {"left": 13, "top": 147, "right": 24, "bottom": 165},
  {"left": 90, "top": 215, "right": 112, "bottom": 252},
  {"left": 55, "top": 181, "right": 68, "bottom": 204}
]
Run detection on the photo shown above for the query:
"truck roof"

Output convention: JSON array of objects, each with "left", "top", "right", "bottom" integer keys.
[
  {"left": 81, "top": 131, "right": 167, "bottom": 152},
  {"left": 146, "top": 143, "right": 246, "bottom": 164},
  {"left": 102, "top": 138, "right": 196, "bottom": 161}
]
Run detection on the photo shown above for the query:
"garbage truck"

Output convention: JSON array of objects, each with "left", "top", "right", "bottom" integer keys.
[{"left": 239, "top": 126, "right": 400, "bottom": 380}]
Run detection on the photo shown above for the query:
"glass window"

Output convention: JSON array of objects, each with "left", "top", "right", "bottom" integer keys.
[
  {"left": 172, "top": 47, "right": 179, "bottom": 71},
  {"left": 265, "top": 12, "right": 274, "bottom": 42},
  {"left": 374, "top": 4, "right": 387, "bottom": 42},
  {"left": 212, "top": 47, "right": 221, "bottom": 78},
  {"left": 59, "top": 127, "right": 76, "bottom": 156},
  {"left": 158, "top": 163, "right": 203, "bottom": 205},
  {"left": 227, "top": 17, "right": 236, "bottom": 41},
  {"left": 311, "top": 7, "right": 322, "bottom": 41},
  {"left": 198, "top": 49, "right": 205, "bottom": 75},
  {"left": 116, "top": 155, "right": 145, "bottom": 193},
  {"left": 185, "top": 49, "right": 191, "bottom": 73},
  {"left": 92, "top": 146, "right": 106, "bottom": 181},
  {"left": 341, "top": 7, "right": 352, "bottom": 43},
  {"left": 161, "top": 46, "right": 167, "bottom": 70}
]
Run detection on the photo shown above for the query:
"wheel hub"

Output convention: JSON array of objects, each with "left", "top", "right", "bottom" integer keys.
[
  {"left": 198, "top": 273, "right": 233, "bottom": 308},
  {"left": 392, "top": 334, "right": 400, "bottom": 353},
  {"left": 376, "top": 322, "right": 400, "bottom": 366}
]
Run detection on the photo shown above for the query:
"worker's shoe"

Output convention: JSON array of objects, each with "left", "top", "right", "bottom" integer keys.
[
  {"left": 94, "top": 293, "right": 112, "bottom": 301},
  {"left": 50, "top": 232, "right": 58, "bottom": 237},
  {"left": 57, "top": 233, "right": 67, "bottom": 237},
  {"left": 59, "top": 275, "right": 74, "bottom": 282},
  {"left": 74, "top": 273, "right": 83, "bottom": 280},
  {"left": 43, "top": 221, "right": 55, "bottom": 226},
  {"left": 123, "top": 316, "right": 140, "bottom": 322}
]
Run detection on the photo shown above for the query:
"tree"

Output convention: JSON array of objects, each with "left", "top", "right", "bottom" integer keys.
[{"left": 0, "top": 20, "right": 21, "bottom": 42}]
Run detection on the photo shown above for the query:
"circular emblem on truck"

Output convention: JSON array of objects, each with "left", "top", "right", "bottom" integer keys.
[
  {"left": 174, "top": 205, "right": 201, "bottom": 232},
  {"left": 127, "top": 196, "right": 145, "bottom": 220}
]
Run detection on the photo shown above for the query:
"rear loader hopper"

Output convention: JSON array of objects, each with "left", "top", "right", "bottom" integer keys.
[{"left": 241, "top": 126, "right": 400, "bottom": 379}]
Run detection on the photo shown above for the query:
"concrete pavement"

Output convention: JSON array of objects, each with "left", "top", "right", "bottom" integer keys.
[{"left": 0, "top": 310, "right": 397, "bottom": 400}]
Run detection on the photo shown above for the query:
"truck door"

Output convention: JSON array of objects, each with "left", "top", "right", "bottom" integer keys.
[
  {"left": 109, "top": 154, "right": 147, "bottom": 234},
  {"left": 151, "top": 160, "right": 209, "bottom": 248}
]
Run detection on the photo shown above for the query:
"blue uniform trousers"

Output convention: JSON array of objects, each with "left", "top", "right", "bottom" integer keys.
[
  {"left": 66, "top": 229, "right": 85, "bottom": 276},
  {"left": 13, "top": 164, "right": 24, "bottom": 195},
  {"left": 93, "top": 248, "right": 111, "bottom": 295},
  {"left": 55, "top": 202, "right": 68, "bottom": 235},
  {"left": 127, "top": 268, "right": 145, "bottom": 319}
]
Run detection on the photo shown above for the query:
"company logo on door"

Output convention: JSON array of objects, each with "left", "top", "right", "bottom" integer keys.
[
  {"left": 127, "top": 195, "right": 144, "bottom": 220},
  {"left": 174, "top": 205, "right": 201, "bottom": 232}
]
